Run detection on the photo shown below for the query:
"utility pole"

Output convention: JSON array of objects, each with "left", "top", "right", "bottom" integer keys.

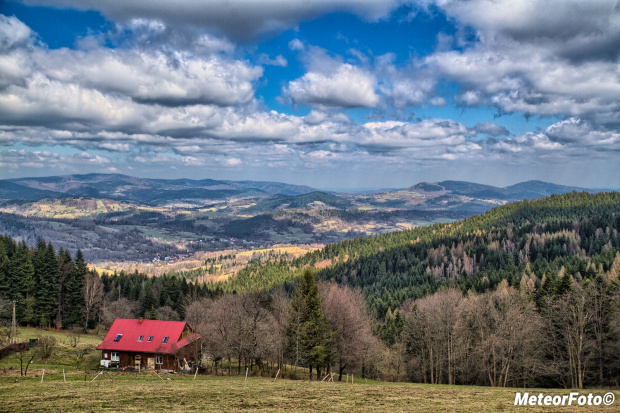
[{"left": 12, "top": 300, "right": 16, "bottom": 344}]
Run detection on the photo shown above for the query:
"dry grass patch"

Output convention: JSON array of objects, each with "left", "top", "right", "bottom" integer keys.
[{"left": 0, "top": 375, "right": 617, "bottom": 412}]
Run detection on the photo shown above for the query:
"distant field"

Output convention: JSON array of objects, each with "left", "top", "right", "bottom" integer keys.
[{"left": 0, "top": 375, "right": 617, "bottom": 412}]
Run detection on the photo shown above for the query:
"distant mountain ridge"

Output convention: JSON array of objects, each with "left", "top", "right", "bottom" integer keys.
[
  {"left": 0, "top": 174, "right": 603, "bottom": 210},
  {"left": 409, "top": 180, "right": 591, "bottom": 201},
  {"left": 2, "top": 173, "right": 318, "bottom": 205}
]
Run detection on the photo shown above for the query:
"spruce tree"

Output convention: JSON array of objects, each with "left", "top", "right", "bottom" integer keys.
[
  {"left": 286, "top": 269, "right": 332, "bottom": 379},
  {"left": 64, "top": 250, "right": 87, "bottom": 327},
  {"left": 0, "top": 239, "right": 9, "bottom": 297},
  {"left": 139, "top": 285, "right": 157, "bottom": 318},
  {"left": 33, "top": 241, "right": 60, "bottom": 327},
  {"left": 56, "top": 248, "right": 73, "bottom": 327},
  {"left": 9, "top": 241, "right": 35, "bottom": 322}
]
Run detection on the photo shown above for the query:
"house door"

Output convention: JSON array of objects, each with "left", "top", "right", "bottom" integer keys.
[{"left": 147, "top": 357, "right": 155, "bottom": 370}]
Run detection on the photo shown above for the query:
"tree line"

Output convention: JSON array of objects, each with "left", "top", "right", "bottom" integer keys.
[
  {"left": 1, "top": 191, "right": 620, "bottom": 388},
  {"left": 0, "top": 235, "right": 95, "bottom": 330}
]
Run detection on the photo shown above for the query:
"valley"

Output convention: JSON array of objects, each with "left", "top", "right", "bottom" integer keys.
[{"left": 0, "top": 174, "right": 596, "bottom": 269}]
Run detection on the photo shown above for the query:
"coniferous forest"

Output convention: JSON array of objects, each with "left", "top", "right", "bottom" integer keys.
[{"left": 1, "top": 191, "right": 620, "bottom": 388}]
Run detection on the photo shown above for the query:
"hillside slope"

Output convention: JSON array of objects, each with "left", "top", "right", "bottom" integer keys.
[
  {"left": 217, "top": 191, "right": 620, "bottom": 317},
  {"left": 5, "top": 174, "right": 317, "bottom": 205}
]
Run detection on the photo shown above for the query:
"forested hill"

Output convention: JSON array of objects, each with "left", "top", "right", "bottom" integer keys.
[{"left": 216, "top": 191, "right": 620, "bottom": 316}]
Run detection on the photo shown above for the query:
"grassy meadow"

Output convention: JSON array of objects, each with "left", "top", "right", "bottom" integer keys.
[
  {"left": 0, "top": 328, "right": 617, "bottom": 412},
  {"left": 0, "top": 374, "right": 618, "bottom": 412}
]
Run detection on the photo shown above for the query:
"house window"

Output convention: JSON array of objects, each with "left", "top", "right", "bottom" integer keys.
[
  {"left": 137, "top": 335, "right": 143, "bottom": 342},
  {"left": 147, "top": 336, "right": 153, "bottom": 342},
  {"left": 156, "top": 355, "right": 163, "bottom": 364},
  {"left": 104, "top": 353, "right": 108, "bottom": 359},
  {"left": 111, "top": 352, "right": 119, "bottom": 362},
  {"left": 113, "top": 334, "right": 123, "bottom": 342},
  {"left": 162, "top": 336, "right": 169, "bottom": 343}
]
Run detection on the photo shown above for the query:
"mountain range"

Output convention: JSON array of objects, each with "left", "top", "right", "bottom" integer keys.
[
  {"left": 0, "top": 173, "right": 599, "bottom": 208},
  {"left": 1, "top": 173, "right": 317, "bottom": 205},
  {"left": 0, "top": 174, "right": 608, "bottom": 263}
]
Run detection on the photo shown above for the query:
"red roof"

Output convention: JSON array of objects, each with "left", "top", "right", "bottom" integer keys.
[{"left": 97, "top": 319, "right": 196, "bottom": 354}]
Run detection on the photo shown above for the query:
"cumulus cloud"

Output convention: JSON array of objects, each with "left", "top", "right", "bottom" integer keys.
[
  {"left": 426, "top": 0, "right": 620, "bottom": 126},
  {"left": 284, "top": 63, "right": 379, "bottom": 108},
  {"left": 474, "top": 122, "right": 509, "bottom": 137},
  {"left": 362, "top": 119, "right": 474, "bottom": 150},
  {"left": 3, "top": 4, "right": 620, "bottom": 186},
  {"left": 436, "top": 0, "right": 620, "bottom": 62},
  {"left": 257, "top": 53, "right": 287, "bottom": 67},
  {"left": 544, "top": 117, "right": 620, "bottom": 149},
  {"left": 0, "top": 148, "right": 70, "bottom": 171},
  {"left": 0, "top": 15, "right": 33, "bottom": 52},
  {"left": 20, "top": 0, "right": 406, "bottom": 40},
  {"left": 375, "top": 55, "right": 437, "bottom": 108},
  {"left": 23, "top": 45, "right": 262, "bottom": 107}
]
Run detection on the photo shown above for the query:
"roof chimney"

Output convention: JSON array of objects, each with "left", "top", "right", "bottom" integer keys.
[{"left": 138, "top": 317, "right": 143, "bottom": 324}]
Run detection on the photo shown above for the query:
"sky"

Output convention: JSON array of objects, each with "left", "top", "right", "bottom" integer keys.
[{"left": 0, "top": 0, "right": 619, "bottom": 191}]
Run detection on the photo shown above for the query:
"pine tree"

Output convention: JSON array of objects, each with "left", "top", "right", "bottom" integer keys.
[
  {"left": 64, "top": 250, "right": 87, "bottom": 327},
  {"left": 33, "top": 241, "right": 60, "bottom": 327},
  {"left": 0, "top": 238, "right": 9, "bottom": 296},
  {"left": 286, "top": 269, "right": 332, "bottom": 379},
  {"left": 55, "top": 248, "right": 73, "bottom": 328},
  {"left": 9, "top": 241, "right": 35, "bottom": 322},
  {"left": 139, "top": 285, "right": 157, "bottom": 318}
]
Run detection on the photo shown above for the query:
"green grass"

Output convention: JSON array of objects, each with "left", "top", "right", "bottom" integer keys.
[
  {"left": 1, "top": 328, "right": 618, "bottom": 412},
  {"left": 0, "top": 374, "right": 617, "bottom": 412},
  {"left": 0, "top": 327, "right": 105, "bottom": 376}
]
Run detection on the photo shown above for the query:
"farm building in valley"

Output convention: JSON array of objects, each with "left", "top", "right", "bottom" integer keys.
[{"left": 97, "top": 318, "right": 198, "bottom": 372}]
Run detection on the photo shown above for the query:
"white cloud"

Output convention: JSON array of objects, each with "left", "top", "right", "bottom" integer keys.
[
  {"left": 33, "top": 47, "right": 262, "bottom": 107},
  {"left": 258, "top": 53, "right": 287, "bottom": 67},
  {"left": 22, "top": 0, "right": 406, "bottom": 40},
  {"left": 73, "top": 151, "right": 111, "bottom": 164},
  {"left": 285, "top": 63, "right": 379, "bottom": 108},
  {"left": 0, "top": 15, "right": 32, "bottom": 52},
  {"left": 425, "top": 0, "right": 620, "bottom": 125},
  {"left": 474, "top": 122, "right": 509, "bottom": 137},
  {"left": 362, "top": 119, "right": 474, "bottom": 148},
  {"left": 220, "top": 157, "right": 242, "bottom": 166},
  {"left": 436, "top": 0, "right": 620, "bottom": 62}
]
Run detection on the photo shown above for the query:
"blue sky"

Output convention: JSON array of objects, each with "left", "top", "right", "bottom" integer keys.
[{"left": 0, "top": 1, "right": 619, "bottom": 190}]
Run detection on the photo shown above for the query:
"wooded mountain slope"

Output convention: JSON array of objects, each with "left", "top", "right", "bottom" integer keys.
[{"left": 217, "top": 191, "right": 620, "bottom": 316}]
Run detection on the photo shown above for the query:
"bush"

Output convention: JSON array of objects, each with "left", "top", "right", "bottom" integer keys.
[{"left": 37, "top": 335, "right": 57, "bottom": 359}]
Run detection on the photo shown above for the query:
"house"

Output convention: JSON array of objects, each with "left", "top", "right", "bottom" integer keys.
[{"left": 97, "top": 318, "right": 198, "bottom": 372}]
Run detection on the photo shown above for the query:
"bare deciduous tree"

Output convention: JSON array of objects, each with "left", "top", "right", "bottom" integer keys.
[
  {"left": 83, "top": 273, "right": 103, "bottom": 332},
  {"left": 320, "top": 282, "right": 374, "bottom": 381},
  {"left": 404, "top": 288, "right": 463, "bottom": 385},
  {"left": 545, "top": 284, "right": 595, "bottom": 389},
  {"left": 101, "top": 298, "right": 136, "bottom": 328}
]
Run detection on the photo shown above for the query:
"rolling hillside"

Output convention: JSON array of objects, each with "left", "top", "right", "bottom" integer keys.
[
  {"left": 0, "top": 174, "right": 609, "bottom": 263},
  {"left": 216, "top": 191, "right": 620, "bottom": 318},
  {"left": 4, "top": 174, "right": 317, "bottom": 205}
]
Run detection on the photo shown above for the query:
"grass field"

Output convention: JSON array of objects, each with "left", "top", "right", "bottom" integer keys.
[
  {"left": 0, "top": 374, "right": 617, "bottom": 412},
  {"left": 0, "top": 329, "right": 618, "bottom": 412}
]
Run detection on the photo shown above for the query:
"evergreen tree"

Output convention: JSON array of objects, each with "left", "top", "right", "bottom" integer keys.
[
  {"left": 9, "top": 241, "right": 35, "bottom": 322},
  {"left": 286, "top": 269, "right": 332, "bottom": 379},
  {"left": 56, "top": 248, "right": 73, "bottom": 328},
  {"left": 33, "top": 241, "right": 60, "bottom": 327},
  {"left": 0, "top": 238, "right": 9, "bottom": 296},
  {"left": 139, "top": 284, "right": 157, "bottom": 318},
  {"left": 64, "top": 250, "right": 87, "bottom": 327}
]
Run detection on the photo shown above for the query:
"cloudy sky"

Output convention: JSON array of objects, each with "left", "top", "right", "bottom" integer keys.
[{"left": 0, "top": 1, "right": 619, "bottom": 190}]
